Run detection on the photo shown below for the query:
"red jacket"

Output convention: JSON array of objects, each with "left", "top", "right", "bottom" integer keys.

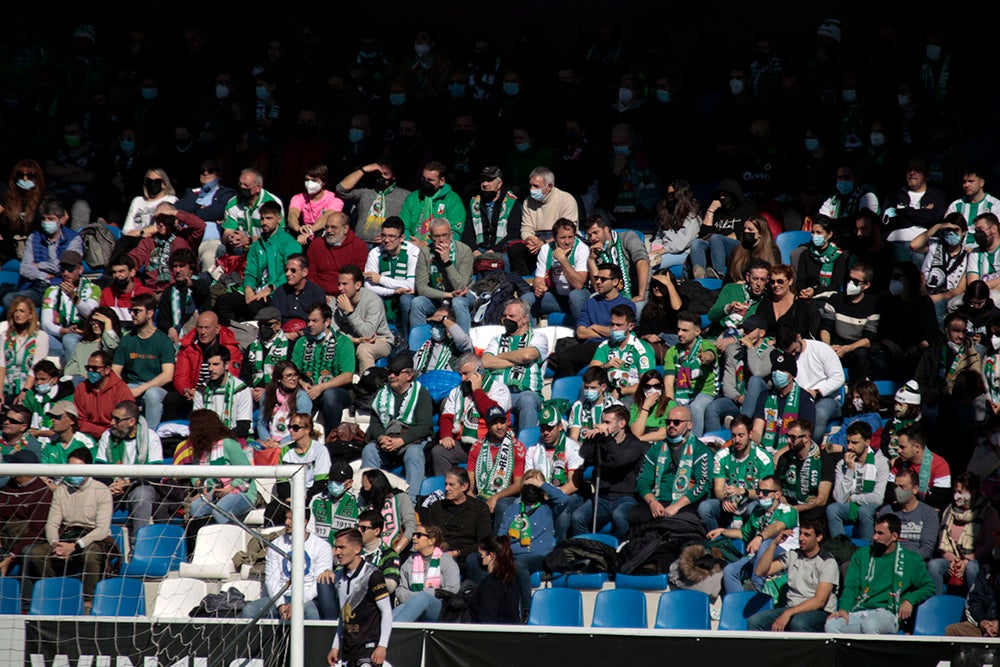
[
  {"left": 74, "top": 372, "right": 135, "bottom": 438},
  {"left": 173, "top": 325, "right": 243, "bottom": 394},
  {"left": 306, "top": 229, "right": 368, "bottom": 295}
]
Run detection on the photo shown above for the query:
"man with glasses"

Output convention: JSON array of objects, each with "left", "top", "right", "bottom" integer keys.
[
  {"left": 410, "top": 217, "right": 475, "bottom": 332},
  {"left": 483, "top": 299, "right": 547, "bottom": 430},
  {"left": 700, "top": 414, "right": 774, "bottom": 531},
  {"left": 630, "top": 405, "right": 712, "bottom": 529},
  {"left": 40, "top": 402, "right": 95, "bottom": 465},
  {"left": 4, "top": 197, "right": 83, "bottom": 311},
  {"left": 589, "top": 304, "right": 655, "bottom": 404},
  {"left": 364, "top": 217, "right": 418, "bottom": 331},
  {"left": 0, "top": 406, "right": 42, "bottom": 485},
  {"left": 175, "top": 160, "right": 237, "bottom": 272},
  {"left": 291, "top": 303, "right": 354, "bottom": 430},
  {"left": 95, "top": 400, "right": 167, "bottom": 539},
  {"left": 306, "top": 210, "right": 369, "bottom": 299},
  {"left": 244, "top": 307, "right": 290, "bottom": 403},
  {"left": 192, "top": 346, "right": 252, "bottom": 437},
  {"left": 570, "top": 405, "right": 645, "bottom": 539},
  {"left": 271, "top": 254, "right": 326, "bottom": 337},
  {"left": 820, "top": 263, "right": 880, "bottom": 381},
  {"left": 361, "top": 353, "right": 432, "bottom": 503},
  {"left": 73, "top": 350, "right": 134, "bottom": 438},
  {"left": 127, "top": 201, "right": 206, "bottom": 294},
  {"left": 774, "top": 419, "right": 838, "bottom": 516},
  {"left": 111, "top": 293, "right": 175, "bottom": 429},
  {"left": 40, "top": 250, "right": 99, "bottom": 362}
]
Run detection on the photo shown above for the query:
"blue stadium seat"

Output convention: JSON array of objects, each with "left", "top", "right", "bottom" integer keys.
[
  {"left": 551, "top": 376, "right": 584, "bottom": 405},
  {"left": 874, "top": 380, "right": 901, "bottom": 397},
  {"left": 91, "top": 577, "right": 147, "bottom": 616},
  {"left": 654, "top": 590, "right": 711, "bottom": 630},
  {"left": 615, "top": 573, "right": 669, "bottom": 591},
  {"left": 530, "top": 571, "right": 542, "bottom": 587},
  {"left": 551, "top": 572, "right": 609, "bottom": 589},
  {"left": 121, "top": 524, "right": 187, "bottom": 578},
  {"left": 913, "top": 595, "right": 967, "bottom": 636},
  {"left": 701, "top": 429, "right": 731, "bottom": 443},
  {"left": 575, "top": 533, "right": 619, "bottom": 548},
  {"left": 545, "top": 312, "right": 569, "bottom": 327},
  {"left": 408, "top": 324, "right": 432, "bottom": 352},
  {"left": 375, "top": 357, "right": 388, "bottom": 368},
  {"left": 694, "top": 277, "right": 723, "bottom": 291},
  {"left": 591, "top": 589, "right": 647, "bottom": 628},
  {"left": 111, "top": 509, "right": 131, "bottom": 526},
  {"left": 527, "top": 588, "right": 584, "bottom": 626},
  {"left": 418, "top": 476, "right": 446, "bottom": 497},
  {"left": 29, "top": 577, "right": 84, "bottom": 615},
  {"left": 419, "top": 370, "right": 461, "bottom": 404},
  {"left": 719, "top": 591, "right": 773, "bottom": 630},
  {"left": 668, "top": 264, "right": 684, "bottom": 278},
  {"left": 776, "top": 231, "right": 812, "bottom": 264},
  {"left": 0, "top": 259, "right": 20, "bottom": 272},
  {"left": 0, "top": 271, "right": 19, "bottom": 286},
  {"left": 518, "top": 426, "right": 541, "bottom": 448},
  {"left": 0, "top": 576, "right": 20, "bottom": 614},
  {"left": 851, "top": 537, "right": 869, "bottom": 548}
]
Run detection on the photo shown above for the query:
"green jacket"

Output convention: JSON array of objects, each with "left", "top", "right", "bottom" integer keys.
[
  {"left": 840, "top": 545, "right": 935, "bottom": 613},
  {"left": 244, "top": 228, "right": 302, "bottom": 290},
  {"left": 635, "top": 436, "right": 712, "bottom": 504},
  {"left": 400, "top": 184, "right": 466, "bottom": 243}
]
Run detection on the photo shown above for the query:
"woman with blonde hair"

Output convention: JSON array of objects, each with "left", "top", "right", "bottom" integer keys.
[
  {"left": 728, "top": 215, "right": 780, "bottom": 282},
  {"left": 0, "top": 296, "right": 49, "bottom": 404},
  {"left": 122, "top": 167, "right": 177, "bottom": 235}
]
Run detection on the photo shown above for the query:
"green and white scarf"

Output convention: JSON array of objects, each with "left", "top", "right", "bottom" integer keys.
[
  {"left": 372, "top": 380, "right": 422, "bottom": 428},
  {"left": 247, "top": 331, "right": 291, "bottom": 386},
  {"left": 508, "top": 500, "right": 540, "bottom": 547},
  {"left": 50, "top": 277, "right": 98, "bottom": 327},
  {"left": 852, "top": 449, "right": 878, "bottom": 496},
  {"left": 378, "top": 246, "right": 410, "bottom": 280},
  {"left": 544, "top": 238, "right": 582, "bottom": 272},
  {"left": 298, "top": 332, "right": 338, "bottom": 384},
  {"left": 429, "top": 241, "right": 456, "bottom": 291},
  {"left": 148, "top": 234, "right": 176, "bottom": 284},
  {"left": 652, "top": 435, "right": 697, "bottom": 502},
  {"left": 105, "top": 417, "right": 154, "bottom": 465},
  {"left": 549, "top": 431, "right": 569, "bottom": 485},
  {"left": 916, "top": 447, "right": 934, "bottom": 494},
  {"left": 809, "top": 242, "right": 842, "bottom": 287},
  {"left": 456, "top": 374, "right": 496, "bottom": 442},
  {"left": 782, "top": 442, "right": 821, "bottom": 502},
  {"left": 199, "top": 375, "right": 248, "bottom": 428},
  {"left": 413, "top": 339, "right": 456, "bottom": 373},
  {"left": 673, "top": 336, "right": 704, "bottom": 404},
  {"left": 365, "top": 183, "right": 396, "bottom": 237},
  {"left": 168, "top": 284, "right": 193, "bottom": 331},
  {"left": 722, "top": 284, "right": 752, "bottom": 329},
  {"left": 986, "top": 354, "right": 1000, "bottom": 403},
  {"left": 495, "top": 328, "right": 540, "bottom": 392},
  {"left": 887, "top": 417, "right": 916, "bottom": 460},
  {"left": 3, "top": 330, "right": 36, "bottom": 396},
  {"left": 470, "top": 191, "right": 518, "bottom": 246},
  {"left": 475, "top": 431, "right": 516, "bottom": 499},
  {"left": 856, "top": 544, "right": 907, "bottom": 613},
  {"left": 596, "top": 231, "right": 633, "bottom": 297},
  {"left": 944, "top": 343, "right": 967, "bottom": 386},
  {"left": 761, "top": 384, "right": 801, "bottom": 452}
]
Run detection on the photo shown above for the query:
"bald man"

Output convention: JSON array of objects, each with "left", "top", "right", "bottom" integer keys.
[
  {"left": 171, "top": 311, "right": 244, "bottom": 407},
  {"left": 629, "top": 405, "right": 713, "bottom": 528}
]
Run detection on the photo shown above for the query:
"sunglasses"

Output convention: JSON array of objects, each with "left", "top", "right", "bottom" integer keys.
[
  {"left": 358, "top": 524, "right": 376, "bottom": 531},
  {"left": 201, "top": 168, "right": 217, "bottom": 175},
  {"left": 757, "top": 488, "right": 778, "bottom": 496},
  {"left": 666, "top": 418, "right": 689, "bottom": 426},
  {"left": 289, "top": 424, "right": 307, "bottom": 432},
  {"left": 110, "top": 415, "right": 135, "bottom": 424},
  {"left": 4, "top": 418, "right": 27, "bottom": 425},
  {"left": 84, "top": 365, "right": 105, "bottom": 372},
  {"left": 412, "top": 531, "right": 427, "bottom": 538},
  {"left": 593, "top": 276, "right": 613, "bottom": 283},
  {"left": 769, "top": 279, "right": 787, "bottom": 285}
]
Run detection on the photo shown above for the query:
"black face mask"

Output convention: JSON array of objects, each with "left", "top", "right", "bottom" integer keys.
[
  {"left": 975, "top": 230, "right": 990, "bottom": 249},
  {"left": 521, "top": 486, "right": 544, "bottom": 505},
  {"left": 869, "top": 541, "right": 888, "bottom": 557},
  {"left": 145, "top": 178, "right": 164, "bottom": 196},
  {"left": 741, "top": 233, "right": 757, "bottom": 249},
  {"left": 112, "top": 277, "right": 129, "bottom": 288},
  {"left": 480, "top": 189, "right": 498, "bottom": 203},
  {"left": 239, "top": 187, "right": 254, "bottom": 201},
  {"left": 419, "top": 180, "right": 437, "bottom": 197},
  {"left": 259, "top": 325, "right": 277, "bottom": 341},
  {"left": 374, "top": 176, "right": 393, "bottom": 191},
  {"left": 502, "top": 318, "right": 518, "bottom": 335}
]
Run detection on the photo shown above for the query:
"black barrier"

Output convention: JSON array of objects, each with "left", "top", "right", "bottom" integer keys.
[{"left": 21, "top": 618, "right": 1000, "bottom": 667}]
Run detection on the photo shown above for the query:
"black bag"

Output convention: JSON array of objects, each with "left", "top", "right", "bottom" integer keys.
[
  {"left": 617, "top": 513, "right": 709, "bottom": 574},
  {"left": 82, "top": 223, "right": 120, "bottom": 269},
  {"left": 189, "top": 588, "right": 246, "bottom": 617},
  {"left": 675, "top": 279, "right": 719, "bottom": 315},
  {"left": 470, "top": 271, "right": 531, "bottom": 326},
  {"left": 542, "top": 537, "right": 618, "bottom": 575},
  {"left": 437, "top": 581, "right": 476, "bottom": 623}
]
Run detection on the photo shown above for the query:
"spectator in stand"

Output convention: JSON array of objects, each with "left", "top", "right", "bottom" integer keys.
[
  {"left": 773, "top": 418, "right": 838, "bottom": 517},
  {"left": 820, "top": 262, "right": 879, "bottom": 381},
  {"left": 700, "top": 414, "right": 774, "bottom": 531},
  {"left": 796, "top": 216, "right": 847, "bottom": 303},
  {"left": 335, "top": 160, "right": 411, "bottom": 246},
  {"left": 0, "top": 449, "right": 52, "bottom": 577},
  {"left": 73, "top": 350, "right": 134, "bottom": 439},
  {"left": 873, "top": 262, "right": 939, "bottom": 381},
  {"left": 287, "top": 164, "right": 344, "bottom": 246},
  {"left": 914, "top": 311, "right": 982, "bottom": 427},
  {"left": 331, "top": 265, "right": 393, "bottom": 373},
  {"left": 727, "top": 215, "right": 780, "bottom": 284},
  {"left": 192, "top": 346, "right": 252, "bottom": 437},
  {"left": 707, "top": 258, "right": 770, "bottom": 338},
  {"left": 111, "top": 293, "right": 174, "bottom": 429},
  {"left": 155, "top": 248, "right": 210, "bottom": 346},
  {"left": 648, "top": 179, "right": 701, "bottom": 270},
  {"left": 877, "top": 469, "right": 940, "bottom": 561},
  {"left": 412, "top": 307, "right": 473, "bottom": 375},
  {"left": 532, "top": 218, "right": 590, "bottom": 325},
  {"left": 400, "top": 161, "right": 467, "bottom": 244},
  {"left": 946, "top": 539, "right": 1000, "bottom": 636},
  {"left": 65, "top": 309, "right": 121, "bottom": 384},
  {"left": 927, "top": 472, "right": 1000, "bottom": 595},
  {"left": 364, "top": 217, "right": 418, "bottom": 331},
  {"left": 756, "top": 264, "right": 821, "bottom": 339},
  {"left": 221, "top": 168, "right": 283, "bottom": 241},
  {"left": 662, "top": 311, "right": 716, "bottom": 436},
  {"left": 183, "top": 409, "right": 257, "bottom": 526},
  {"left": 774, "top": 324, "right": 846, "bottom": 442},
  {"left": 127, "top": 202, "right": 206, "bottom": 293},
  {"left": 584, "top": 214, "right": 650, "bottom": 306},
  {"left": 174, "top": 160, "right": 237, "bottom": 272},
  {"left": 120, "top": 168, "right": 178, "bottom": 236},
  {"left": 568, "top": 366, "right": 622, "bottom": 442},
  {"left": 410, "top": 218, "right": 475, "bottom": 332},
  {"left": 889, "top": 425, "right": 952, "bottom": 510},
  {"left": 290, "top": 302, "right": 353, "bottom": 431},
  {"left": 40, "top": 250, "right": 99, "bottom": 363},
  {"left": 637, "top": 271, "right": 686, "bottom": 364},
  {"left": 483, "top": 299, "right": 548, "bottom": 430},
  {"left": 827, "top": 380, "right": 883, "bottom": 450},
  {"left": 0, "top": 296, "right": 49, "bottom": 404},
  {"left": 910, "top": 212, "right": 969, "bottom": 326},
  {"left": 392, "top": 523, "right": 461, "bottom": 622},
  {"left": 628, "top": 369, "right": 674, "bottom": 443},
  {"left": 463, "top": 166, "right": 527, "bottom": 273},
  {"left": 519, "top": 167, "right": 580, "bottom": 268},
  {"left": 882, "top": 159, "right": 947, "bottom": 260},
  {"left": 307, "top": 210, "right": 374, "bottom": 298},
  {"left": 827, "top": 421, "right": 889, "bottom": 541},
  {"left": 705, "top": 314, "right": 772, "bottom": 433},
  {"left": 99, "top": 256, "right": 153, "bottom": 323},
  {"left": 467, "top": 405, "right": 527, "bottom": 529},
  {"left": 690, "top": 178, "right": 758, "bottom": 280},
  {"left": 5, "top": 197, "right": 82, "bottom": 311},
  {"left": 422, "top": 467, "right": 493, "bottom": 566}
]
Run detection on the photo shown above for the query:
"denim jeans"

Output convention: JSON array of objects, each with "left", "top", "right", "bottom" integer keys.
[
  {"left": 723, "top": 538, "right": 779, "bottom": 594},
  {"left": 533, "top": 289, "right": 590, "bottom": 326},
  {"left": 554, "top": 494, "right": 586, "bottom": 542},
  {"left": 747, "top": 607, "right": 829, "bottom": 632},
  {"left": 320, "top": 387, "right": 350, "bottom": 430},
  {"left": 361, "top": 441, "right": 426, "bottom": 504},
  {"left": 189, "top": 491, "right": 256, "bottom": 524},
  {"left": 128, "top": 383, "right": 167, "bottom": 430},
  {"left": 392, "top": 591, "right": 442, "bottom": 622},
  {"left": 689, "top": 236, "right": 738, "bottom": 276},
  {"left": 47, "top": 332, "right": 82, "bottom": 365},
  {"left": 570, "top": 495, "right": 638, "bottom": 539},
  {"left": 928, "top": 557, "right": 980, "bottom": 596},
  {"left": 813, "top": 397, "right": 842, "bottom": 442},
  {"left": 697, "top": 498, "right": 758, "bottom": 532},
  {"left": 826, "top": 502, "right": 877, "bottom": 541},
  {"left": 825, "top": 608, "right": 899, "bottom": 634},
  {"left": 410, "top": 294, "right": 475, "bottom": 333},
  {"left": 511, "top": 388, "right": 542, "bottom": 430}
]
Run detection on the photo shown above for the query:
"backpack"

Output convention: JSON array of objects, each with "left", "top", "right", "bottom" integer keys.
[
  {"left": 80, "top": 222, "right": 116, "bottom": 269},
  {"left": 470, "top": 271, "right": 531, "bottom": 326},
  {"left": 542, "top": 537, "right": 618, "bottom": 575},
  {"left": 675, "top": 279, "right": 719, "bottom": 315}
]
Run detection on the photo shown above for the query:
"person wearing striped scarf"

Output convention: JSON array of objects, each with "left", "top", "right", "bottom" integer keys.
[{"left": 828, "top": 421, "right": 889, "bottom": 541}]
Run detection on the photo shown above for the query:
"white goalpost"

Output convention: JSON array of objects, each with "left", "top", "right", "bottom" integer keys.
[{"left": 2, "top": 462, "right": 308, "bottom": 667}]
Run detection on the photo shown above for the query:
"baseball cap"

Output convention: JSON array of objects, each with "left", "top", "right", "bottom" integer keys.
[
  {"left": 485, "top": 405, "right": 507, "bottom": 425},
  {"left": 328, "top": 461, "right": 354, "bottom": 484}
]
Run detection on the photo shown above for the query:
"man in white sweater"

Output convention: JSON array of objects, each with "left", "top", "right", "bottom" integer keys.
[
  {"left": 776, "top": 325, "right": 846, "bottom": 441},
  {"left": 243, "top": 508, "right": 332, "bottom": 620}
]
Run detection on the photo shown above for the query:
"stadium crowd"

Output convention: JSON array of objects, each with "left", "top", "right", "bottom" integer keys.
[{"left": 4, "top": 14, "right": 1000, "bottom": 639}]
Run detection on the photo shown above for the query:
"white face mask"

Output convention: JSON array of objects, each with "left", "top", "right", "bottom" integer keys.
[
  {"left": 846, "top": 281, "right": 863, "bottom": 297},
  {"left": 992, "top": 335, "right": 1000, "bottom": 351},
  {"left": 730, "top": 78, "right": 745, "bottom": 96},
  {"left": 414, "top": 43, "right": 431, "bottom": 57},
  {"left": 618, "top": 87, "right": 633, "bottom": 105},
  {"left": 870, "top": 131, "right": 886, "bottom": 147},
  {"left": 852, "top": 397, "right": 864, "bottom": 412},
  {"left": 304, "top": 180, "right": 322, "bottom": 195},
  {"left": 926, "top": 44, "right": 942, "bottom": 62}
]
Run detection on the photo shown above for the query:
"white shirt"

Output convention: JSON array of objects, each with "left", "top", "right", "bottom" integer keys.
[
  {"left": 534, "top": 241, "right": 589, "bottom": 295},
  {"left": 265, "top": 531, "right": 332, "bottom": 604},
  {"left": 364, "top": 242, "right": 419, "bottom": 297},
  {"left": 795, "top": 339, "right": 845, "bottom": 400}
]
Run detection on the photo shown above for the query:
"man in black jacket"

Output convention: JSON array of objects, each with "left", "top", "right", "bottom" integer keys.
[{"left": 422, "top": 467, "right": 492, "bottom": 571}]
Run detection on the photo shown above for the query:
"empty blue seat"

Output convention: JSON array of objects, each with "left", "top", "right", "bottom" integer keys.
[
  {"left": 408, "top": 324, "right": 432, "bottom": 352},
  {"left": 913, "top": 595, "right": 967, "bottom": 636},
  {"left": 775, "top": 231, "right": 812, "bottom": 264},
  {"left": 29, "top": 576, "right": 84, "bottom": 615},
  {"left": 654, "top": 590, "right": 711, "bottom": 630},
  {"left": 575, "top": 533, "right": 619, "bottom": 548},
  {"left": 615, "top": 573, "right": 668, "bottom": 591},
  {"left": 419, "top": 370, "right": 462, "bottom": 404},
  {"left": 545, "top": 312, "right": 569, "bottom": 327},
  {"left": 91, "top": 577, "right": 146, "bottom": 616},
  {"left": 551, "top": 376, "right": 584, "bottom": 405},
  {"left": 418, "top": 476, "right": 446, "bottom": 497},
  {"left": 120, "top": 524, "right": 187, "bottom": 578},
  {"left": 591, "top": 589, "right": 647, "bottom": 628},
  {"left": 719, "top": 591, "right": 773, "bottom": 630},
  {"left": 527, "top": 588, "right": 583, "bottom": 626},
  {"left": 0, "top": 271, "right": 19, "bottom": 286},
  {"left": 694, "top": 277, "right": 723, "bottom": 291},
  {"left": 518, "top": 426, "right": 541, "bottom": 448},
  {"left": 874, "top": 380, "right": 901, "bottom": 397},
  {"left": 550, "top": 572, "right": 609, "bottom": 589},
  {"left": 0, "top": 577, "right": 20, "bottom": 614}
]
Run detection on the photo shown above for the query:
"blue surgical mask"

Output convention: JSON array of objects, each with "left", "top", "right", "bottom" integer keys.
[
  {"left": 141, "top": 87, "right": 158, "bottom": 100},
  {"left": 842, "top": 89, "right": 858, "bottom": 103},
  {"left": 758, "top": 496, "right": 774, "bottom": 509},
  {"left": 256, "top": 85, "right": 270, "bottom": 101},
  {"left": 811, "top": 233, "right": 826, "bottom": 247},
  {"left": 41, "top": 220, "right": 59, "bottom": 235},
  {"left": 120, "top": 138, "right": 136, "bottom": 155},
  {"left": 34, "top": 383, "right": 51, "bottom": 394},
  {"left": 944, "top": 231, "right": 962, "bottom": 247},
  {"left": 771, "top": 370, "right": 791, "bottom": 389},
  {"left": 888, "top": 279, "right": 905, "bottom": 296},
  {"left": 16, "top": 179, "right": 35, "bottom": 191},
  {"left": 804, "top": 138, "right": 820, "bottom": 152},
  {"left": 514, "top": 141, "right": 531, "bottom": 153},
  {"left": 529, "top": 188, "right": 545, "bottom": 202},
  {"left": 655, "top": 89, "right": 671, "bottom": 104},
  {"left": 348, "top": 128, "right": 364, "bottom": 144},
  {"left": 609, "top": 329, "right": 627, "bottom": 343},
  {"left": 64, "top": 476, "right": 85, "bottom": 487},
  {"left": 327, "top": 481, "right": 346, "bottom": 499},
  {"left": 666, "top": 433, "right": 685, "bottom": 445},
  {"left": 87, "top": 370, "right": 103, "bottom": 384},
  {"left": 447, "top": 83, "right": 465, "bottom": 98},
  {"left": 836, "top": 180, "right": 855, "bottom": 196},
  {"left": 502, "top": 82, "right": 520, "bottom": 96},
  {"left": 389, "top": 93, "right": 406, "bottom": 106},
  {"left": 613, "top": 145, "right": 631, "bottom": 156},
  {"left": 583, "top": 389, "right": 599, "bottom": 402}
]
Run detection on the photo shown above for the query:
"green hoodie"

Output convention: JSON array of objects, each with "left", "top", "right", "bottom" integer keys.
[
  {"left": 244, "top": 228, "right": 302, "bottom": 290},
  {"left": 400, "top": 184, "right": 466, "bottom": 243},
  {"left": 840, "top": 544, "right": 935, "bottom": 613}
]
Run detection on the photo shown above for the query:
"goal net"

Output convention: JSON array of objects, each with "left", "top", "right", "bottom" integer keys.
[{"left": 1, "top": 461, "right": 309, "bottom": 667}]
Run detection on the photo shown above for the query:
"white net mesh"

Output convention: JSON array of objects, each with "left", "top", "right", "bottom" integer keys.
[{"left": 1, "top": 462, "right": 307, "bottom": 667}]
